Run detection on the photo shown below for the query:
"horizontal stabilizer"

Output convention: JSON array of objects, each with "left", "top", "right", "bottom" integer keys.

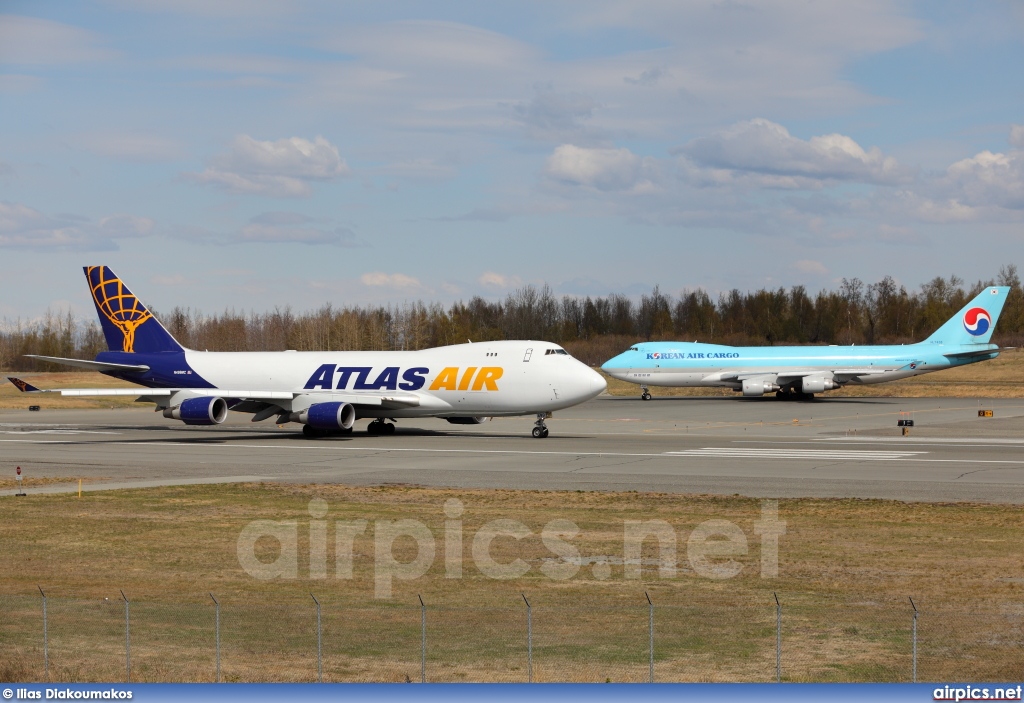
[
  {"left": 7, "top": 377, "right": 43, "bottom": 393},
  {"left": 943, "top": 347, "right": 1005, "bottom": 360},
  {"left": 24, "top": 355, "right": 150, "bottom": 373}
]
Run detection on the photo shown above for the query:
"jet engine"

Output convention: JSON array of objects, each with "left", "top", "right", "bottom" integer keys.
[
  {"left": 445, "top": 417, "right": 492, "bottom": 425},
  {"left": 163, "top": 396, "right": 228, "bottom": 425},
  {"left": 741, "top": 379, "right": 779, "bottom": 397},
  {"left": 800, "top": 377, "right": 839, "bottom": 394},
  {"left": 291, "top": 402, "right": 356, "bottom": 431}
]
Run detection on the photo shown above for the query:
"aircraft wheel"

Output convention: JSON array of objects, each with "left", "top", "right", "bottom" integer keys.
[
  {"left": 532, "top": 426, "right": 546, "bottom": 438},
  {"left": 384, "top": 422, "right": 396, "bottom": 435},
  {"left": 541, "top": 427, "right": 549, "bottom": 438},
  {"left": 302, "top": 424, "right": 319, "bottom": 438}
]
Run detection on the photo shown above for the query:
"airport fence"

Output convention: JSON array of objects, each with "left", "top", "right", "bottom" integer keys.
[{"left": 2, "top": 593, "right": 1023, "bottom": 683}]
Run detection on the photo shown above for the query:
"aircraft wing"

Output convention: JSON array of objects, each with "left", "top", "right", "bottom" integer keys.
[
  {"left": 716, "top": 368, "right": 893, "bottom": 385},
  {"left": 6, "top": 378, "right": 420, "bottom": 408},
  {"left": 292, "top": 391, "right": 422, "bottom": 408}
]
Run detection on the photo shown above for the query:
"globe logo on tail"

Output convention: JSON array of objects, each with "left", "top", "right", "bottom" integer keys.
[
  {"left": 963, "top": 307, "right": 991, "bottom": 337},
  {"left": 86, "top": 266, "right": 152, "bottom": 352}
]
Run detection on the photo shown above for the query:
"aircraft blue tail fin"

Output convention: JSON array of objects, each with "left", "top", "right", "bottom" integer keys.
[
  {"left": 922, "top": 286, "right": 1010, "bottom": 346},
  {"left": 84, "top": 266, "right": 185, "bottom": 354},
  {"left": 8, "top": 377, "right": 42, "bottom": 393}
]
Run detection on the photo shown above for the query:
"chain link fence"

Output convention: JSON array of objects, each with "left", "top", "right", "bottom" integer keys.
[{"left": 2, "top": 593, "right": 1022, "bottom": 683}]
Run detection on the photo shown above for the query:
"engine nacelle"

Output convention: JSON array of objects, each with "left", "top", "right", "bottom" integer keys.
[
  {"left": 445, "top": 417, "right": 492, "bottom": 425},
  {"left": 800, "top": 377, "right": 839, "bottom": 394},
  {"left": 163, "top": 397, "right": 228, "bottom": 425},
  {"left": 292, "top": 402, "right": 356, "bottom": 430},
  {"left": 741, "top": 379, "right": 779, "bottom": 397}
]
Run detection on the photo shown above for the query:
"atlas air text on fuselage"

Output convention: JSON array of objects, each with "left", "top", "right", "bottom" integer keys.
[{"left": 303, "top": 365, "right": 504, "bottom": 392}]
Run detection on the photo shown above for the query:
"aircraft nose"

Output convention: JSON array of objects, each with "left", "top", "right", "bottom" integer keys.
[{"left": 575, "top": 364, "right": 606, "bottom": 400}]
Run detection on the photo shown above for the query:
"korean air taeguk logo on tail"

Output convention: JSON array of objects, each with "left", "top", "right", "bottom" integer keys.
[{"left": 963, "top": 307, "right": 992, "bottom": 336}]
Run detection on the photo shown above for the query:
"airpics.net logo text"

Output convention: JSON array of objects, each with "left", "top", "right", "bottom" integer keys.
[{"left": 237, "top": 499, "right": 786, "bottom": 598}]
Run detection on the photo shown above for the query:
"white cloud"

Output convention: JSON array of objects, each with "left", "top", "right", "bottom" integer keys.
[
  {"left": 98, "top": 214, "right": 156, "bottom": 238},
  {"left": 0, "top": 203, "right": 153, "bottom": 251},
  {"left": 360, "top": 272, "right": 422, "bottom": 289},
  {"left": 478, "top": 272, "right": 522, "bottom": 289},
  {"left": 546, "top": 144, "right": 658, "bottom": 192},
  {"left": 938, "top": 150, "right": 1024, "bottom": 210},
  {"left": 322, "top": 20, "right": 539, "bottom": 71},
  {"left": 0, "top": 15, "right": 116, "bottom": 65},
  {"left": 1011, "top": 125, "right": 1024, "bottom": 149},
  {"left": 236, "top": 212, "right": 364, "bottom": 246},
  {"left": 191, "top": 135, "right": 350, "bottom": 197},
  {"left": 677, "top": 119, "right": 908, "bottom": 187}
]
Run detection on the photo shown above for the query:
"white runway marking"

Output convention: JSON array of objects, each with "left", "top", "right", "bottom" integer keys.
[
  {"left": 5, "top": 438, "right": 1024, "bottom": 465},
  {"left": 811, "top": 437, "right": 1024, "bottom": 445},
  {"left": 665, "top": 448, "right": 926, "bottom": 461},
  {"left": 0, "top": 429, "right": 122, "bottom": 435}
]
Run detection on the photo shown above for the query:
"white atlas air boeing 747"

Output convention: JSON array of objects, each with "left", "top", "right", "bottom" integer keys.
[
  {"left": 601, "top": 286, "right": 1011, "bottom": 400},
  {"left": 7, "top": 267, "right": 606, "bottom": 437}
]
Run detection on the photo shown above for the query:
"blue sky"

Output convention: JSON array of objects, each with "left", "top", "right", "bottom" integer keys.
[{"left": 2, "top": 1, "right": 1023, "bottom": 320}]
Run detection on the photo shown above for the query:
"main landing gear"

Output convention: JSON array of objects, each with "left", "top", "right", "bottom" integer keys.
[
  {"left": 640, "top": 386, "right": 652, "bottom": 401},
  {"left": 367, "top": 419, "right": 397, "bottom": 435},
  {"left": 532, "top": 413, "right": 549, "bottom": 439},
  {"left": 775, "top": 389, "right": 815, "bottom": 401}
]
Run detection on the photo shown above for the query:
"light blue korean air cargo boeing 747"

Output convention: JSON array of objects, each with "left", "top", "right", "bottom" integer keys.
[{"left": 602, "top": 286, "right": 1011, "bottom": 400}]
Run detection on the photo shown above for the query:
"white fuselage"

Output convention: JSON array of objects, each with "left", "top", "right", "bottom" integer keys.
[{"left": 168, "top": 340, "right": 606, "bottom": 419}]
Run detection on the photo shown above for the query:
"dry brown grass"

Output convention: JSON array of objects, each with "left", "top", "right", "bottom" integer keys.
[{"left": 2, "top": 483, "right": 1024, "bottom": 681}]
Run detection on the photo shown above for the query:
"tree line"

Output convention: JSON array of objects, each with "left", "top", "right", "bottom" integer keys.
[{"left": 2, "top": 265, "right": 1021, "bottom": 371}]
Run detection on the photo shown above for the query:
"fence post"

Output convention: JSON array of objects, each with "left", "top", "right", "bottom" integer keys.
[
  {"left": 209, "top": 593, "right": 220, "bottom": 683},
  {"left": 120, "top": 590, "right": 130, "bottom": 683},
  {"left": 645, "top": 592, "right": 654, "bottom": 683},
  {"left": 774, "top": 592, "right": 781, "bottom": 683},
  {"left": 910, "top": 597, "right": 918, "bottom": 683},
  {"left": 38, "top": 586, "right": 48, "bottom": 681},
  {"left": 310, "top": 593, "right": 322, "bottom": 683},
  {"left": 418, "top": 595, "right": 426, "bottom": 683},
  {"left": 522, "top": 594, "right": 532, "bottom": 683}
]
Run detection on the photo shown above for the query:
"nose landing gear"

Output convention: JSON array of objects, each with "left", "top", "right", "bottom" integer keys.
[
  {"left": 532, "top": 413, "right": 549, "bottom": 438},
  {"left": 640, "top": 386, "right": 652, "bottom": 401}
]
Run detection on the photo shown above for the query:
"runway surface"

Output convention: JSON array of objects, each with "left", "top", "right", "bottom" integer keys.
[{"left": 2, "top": 395, "right": 1023, "bottom": 503}]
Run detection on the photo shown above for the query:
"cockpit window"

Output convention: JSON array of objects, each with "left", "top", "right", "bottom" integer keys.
[
  {"left": 629, "top": 347, "right": 639, "bottom": 352},
  {"left": 544, "top": 348, "right": 570, "bottom": 355}
]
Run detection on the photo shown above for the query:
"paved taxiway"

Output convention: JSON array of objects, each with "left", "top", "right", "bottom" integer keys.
[{"left": 1, "top": 395, "right": 1023, "bottom": 503}]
